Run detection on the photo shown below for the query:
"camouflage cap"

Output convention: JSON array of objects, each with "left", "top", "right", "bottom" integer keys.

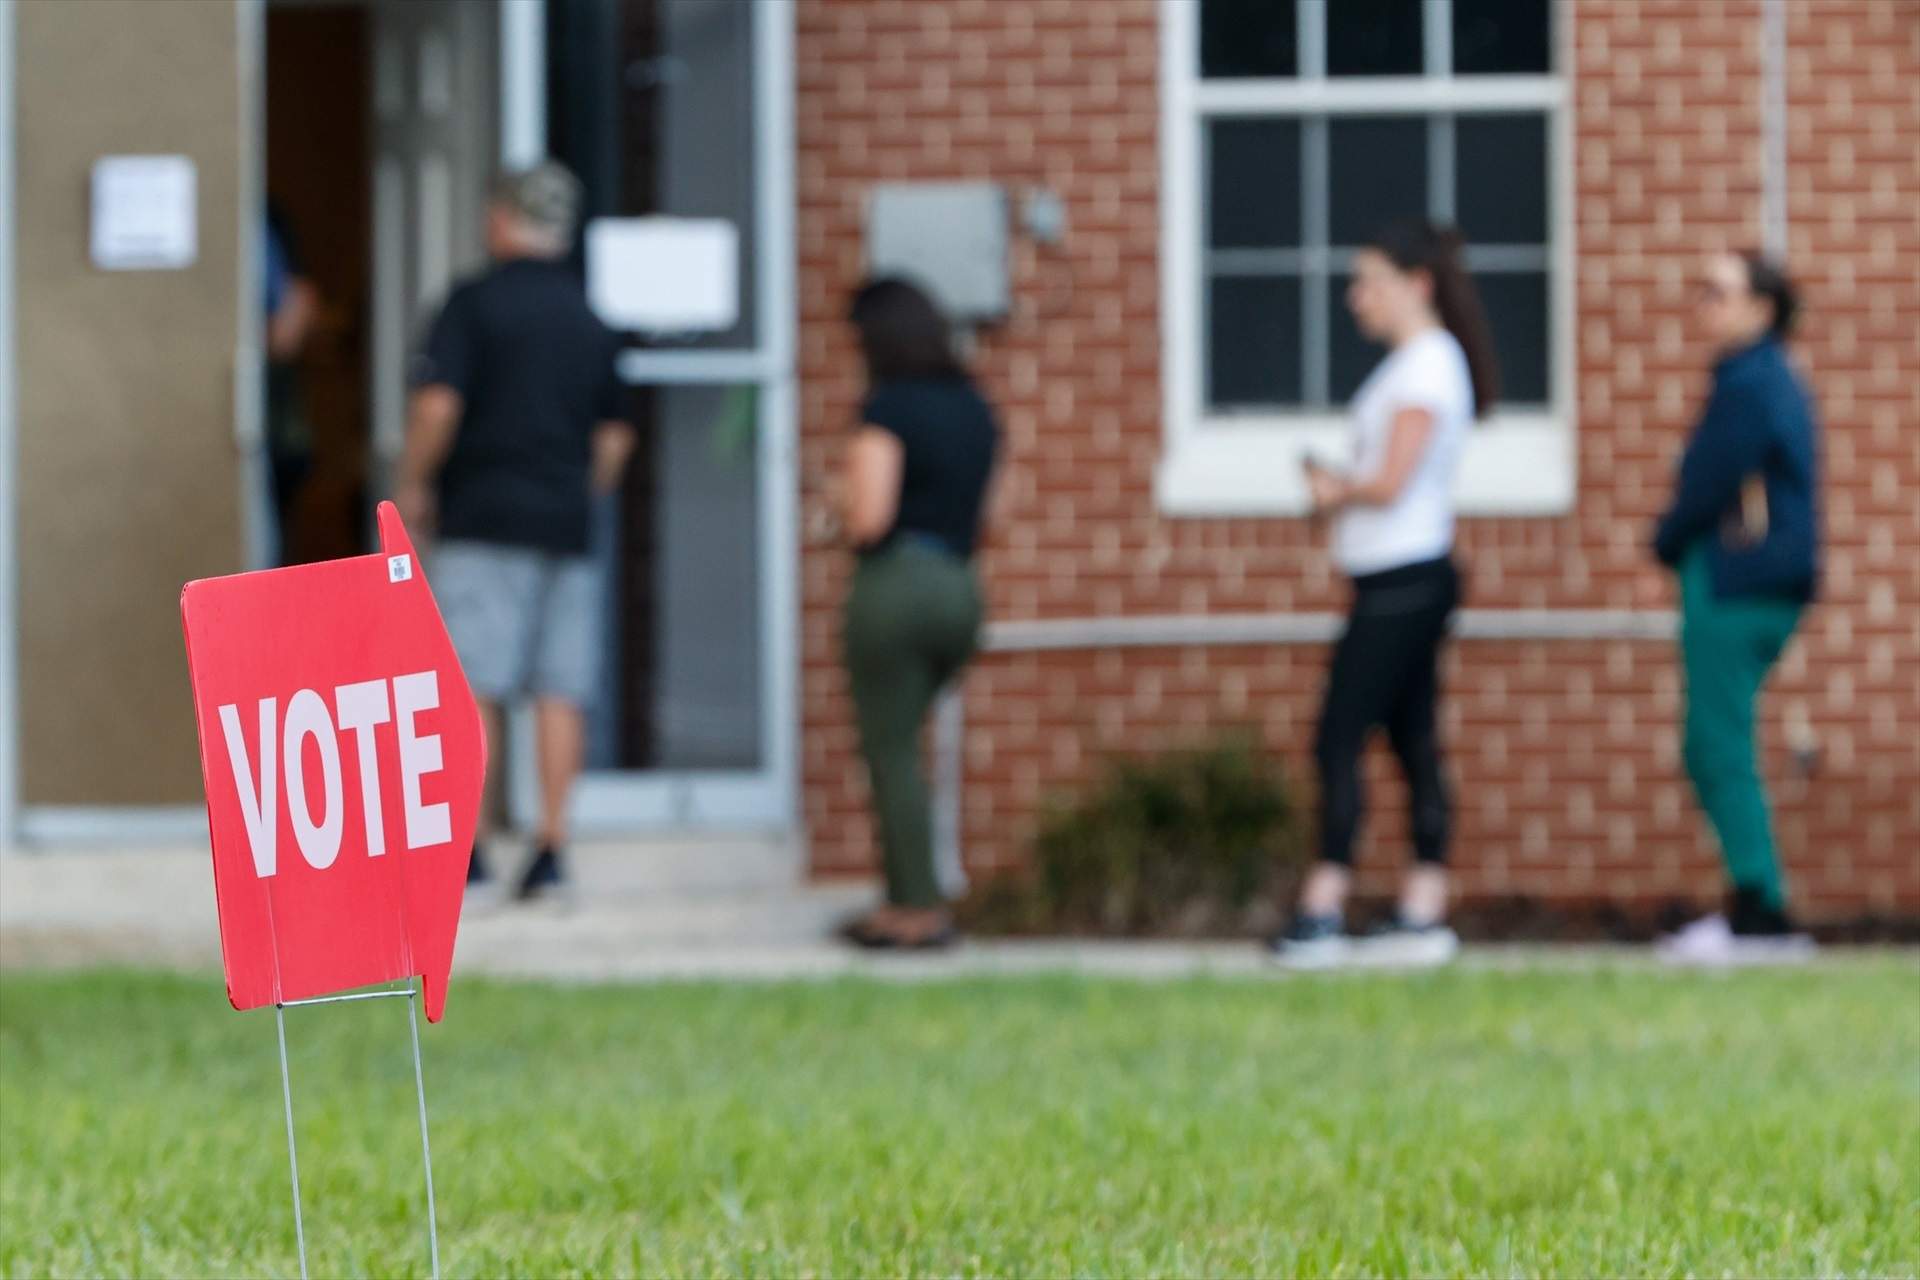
[{"left": 490, "top": 161, "right": 583, "bottom": 242}]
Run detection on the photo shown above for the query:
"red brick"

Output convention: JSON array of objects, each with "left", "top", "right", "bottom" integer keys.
[{"left": 790, "top": 0, "right": 1920, "bottom": 917}]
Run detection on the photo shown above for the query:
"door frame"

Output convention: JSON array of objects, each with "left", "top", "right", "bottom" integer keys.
[
  {"left": 0, "top": 0, "right": 798, "bottom": 846},
  {"left": 0, "top": 0, "right": 18, "bottom": 850},
  {"left": 504, "top": 0, "right": 798, "bottom": 835},
  {"left": 2, "top": 0, "right": 263, "bottom": 847}
]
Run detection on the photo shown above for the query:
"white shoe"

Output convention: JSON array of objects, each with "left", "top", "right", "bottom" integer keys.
[
  {"left": 1267, "top": 916, "right": 1352, "bottom": 970},
  {"left": 1658, "top": 914, "right": 1816, "bottom": 967},
  {"left": 1273, "top": 935, "right": 1351, "bottom": 970},
  {"left": 1731, "top": 933, "right": 1817, "bottom": 964},
  {"left": 1355, "top": 923, "right": 1460, "bottom": 969}
]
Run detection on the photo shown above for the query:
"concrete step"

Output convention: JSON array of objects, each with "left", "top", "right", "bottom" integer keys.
[
  {"left": 477, "top": 834, "right": 805, "bottom": 898},
  {"left": 0, "top": 834, "right": 835, "bottom": 973},
  {"left": 0, "top": 833, "right": 803, "bottom": 923}
]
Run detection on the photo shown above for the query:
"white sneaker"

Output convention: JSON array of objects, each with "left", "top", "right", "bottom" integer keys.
[
  {"left": 1267, "top": 915, "right": 1352, "bottom": 970},
  {"left": 1274, "top": 934, "right": 1352, "bottom": 970},
  {"left": 1658, "top": 914, "right": 1816, "bottom": 967},
  {"left": 1731, "top": 933, "right": 1817, "bottom": 963},
  {"left": 1355, "top": 922, "right": 1461, "bottom": 969}
]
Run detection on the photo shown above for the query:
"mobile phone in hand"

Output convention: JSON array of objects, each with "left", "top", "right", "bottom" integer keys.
[{"left": 1300, "top": 451, "right": 1341, "bottom": 477}]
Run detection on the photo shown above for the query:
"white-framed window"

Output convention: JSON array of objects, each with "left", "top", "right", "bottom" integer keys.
[{"left": 1157, "top": 0, "right": 1575, "bottom": 516}]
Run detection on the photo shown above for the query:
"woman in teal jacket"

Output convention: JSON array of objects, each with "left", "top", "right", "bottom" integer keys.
[{"left": 1654, "top": 251, "right": 1820, "bottom": 962}]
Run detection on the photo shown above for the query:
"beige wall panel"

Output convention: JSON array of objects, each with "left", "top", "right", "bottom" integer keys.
[{"left": 15, "top": 0, "right": 244, "bottom": 804}]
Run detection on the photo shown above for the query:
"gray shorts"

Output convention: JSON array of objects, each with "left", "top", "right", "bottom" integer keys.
[{"left": 431, "top": 540, "right": 599, "bottom": 707}]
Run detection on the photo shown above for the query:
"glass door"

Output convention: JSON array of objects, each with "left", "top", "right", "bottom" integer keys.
[{"left": 509, "top": 0, "right": 795, "bottom": 832}]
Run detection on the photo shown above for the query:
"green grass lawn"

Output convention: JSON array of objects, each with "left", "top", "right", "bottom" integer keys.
[{"left": 2, "top": 964, "right": 1916, "bottom": 1279}]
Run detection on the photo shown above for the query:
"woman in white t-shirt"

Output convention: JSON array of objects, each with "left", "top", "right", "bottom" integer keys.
[{"left": 1272, "top": 219, "right": 1501, "bottom": 969}]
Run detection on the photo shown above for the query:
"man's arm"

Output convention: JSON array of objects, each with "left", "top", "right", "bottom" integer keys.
[
  {"left": 394, "top": 384, "right": 463, "bottom": 531},
  {"left": 591, "top": 420, "right": 637, "bottom": 495}
]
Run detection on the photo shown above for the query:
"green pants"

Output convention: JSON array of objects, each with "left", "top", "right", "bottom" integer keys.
[
  {"left": 1678, "top": 545, "right": 1804, "bottom": 910},
  {"left": 844, "top": 540, "right": 982, "bottom": 908}
]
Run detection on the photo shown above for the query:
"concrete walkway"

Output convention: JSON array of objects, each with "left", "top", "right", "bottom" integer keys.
[
  {"left": 1, "top": 838, "right": 859, "bottom": 978},
  {"left": 3, "top": 843, "right": 1908, "bottom": 982}
]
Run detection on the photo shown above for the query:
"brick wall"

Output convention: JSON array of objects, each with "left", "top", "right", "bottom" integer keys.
[
  {"left": 1773, "top": 0, "right": 1920, "bottom": 913},
  {"left": 793, "top": 0, "right": 1920, "bottom": 918}
]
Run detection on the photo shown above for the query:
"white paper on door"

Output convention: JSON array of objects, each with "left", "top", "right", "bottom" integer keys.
[{"left": 586, "top": 217, "right": 739, "bottom": 334}]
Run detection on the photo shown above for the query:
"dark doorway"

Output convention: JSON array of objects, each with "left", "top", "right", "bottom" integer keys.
[{"left": 266, "top": 4, "right": 372, "bottom": 565}]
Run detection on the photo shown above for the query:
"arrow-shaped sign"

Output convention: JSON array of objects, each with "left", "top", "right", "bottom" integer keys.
[{"left": 181, "top": 503, "right": 485, "bottom": 1022}]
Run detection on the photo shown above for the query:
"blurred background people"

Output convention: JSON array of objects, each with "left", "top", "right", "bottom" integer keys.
[
  {"left": 262, "top": 207, "right": 318, "bottom": 566},
  {"left": 395, "top": 161, "right": 635, "bottom": 903},
  {"left": 838, "top": 278, "right": 999, "bottom": 950},
  {"left": 1272, "top": 220, "right": 1500, "bottom": 969},
  {"left": 1655, "top": 251, "right": 1819, "bottom": 963}
]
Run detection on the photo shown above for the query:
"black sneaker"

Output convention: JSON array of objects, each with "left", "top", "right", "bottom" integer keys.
[
  {"left": 1660, "top": 886, "right": 1815, "bottom": 966},
  {"left": 514, "top": 846, "right": 568, "bottom": 902},
  {"left": 1725, "top": 885, "right": 1815, "bottom": 961},
  {"left": 463, "top": 845, "right": 506, "bottom": 913},
  {"left": 1728, "top": 884, "right": 1796, "bottom": 936},
  {"left": 1266, "top": 913, "right": 1349, "bottom": 969}
]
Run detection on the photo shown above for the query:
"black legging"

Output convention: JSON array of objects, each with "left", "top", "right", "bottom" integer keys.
[{"left": 1314, "top": 555, "right": 1460, "bottom": 866}]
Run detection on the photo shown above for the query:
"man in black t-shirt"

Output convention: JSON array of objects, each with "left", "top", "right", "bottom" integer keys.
[{"left": 395, "top": 161, "right": 633, "bottom": 902}]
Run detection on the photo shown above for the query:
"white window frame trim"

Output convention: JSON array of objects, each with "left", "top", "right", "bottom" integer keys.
[{"left": 1156, "top": 0, "right": 1577, "bottom": 518}]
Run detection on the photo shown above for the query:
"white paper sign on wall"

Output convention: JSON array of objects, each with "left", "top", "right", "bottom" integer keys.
[
  {"left": 586, "top": 217, "right": 739, "bottom": 334},
  {"left": 91, "top": 155, "right": 198, "bottom": 271}
]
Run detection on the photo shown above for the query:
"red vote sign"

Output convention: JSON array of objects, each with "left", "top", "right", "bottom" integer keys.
[{"left": 181, "top": 503, "right": 485, "bottom": 1022}]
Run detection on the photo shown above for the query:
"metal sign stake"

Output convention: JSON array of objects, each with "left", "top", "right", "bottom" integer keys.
[
  {"left": 273, "top": 1003, "right": 309, "bottom": 1280},
  {"left": 273, "top": 983, "right": 442, "bottom": 1280},
  {"left": 405, "top": 979, "right": 443, "bottom": 1280}
]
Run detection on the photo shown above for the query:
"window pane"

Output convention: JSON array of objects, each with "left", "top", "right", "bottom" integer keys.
[
  {"left": 592, "top": 383, "right": 764, "bottom": 772},
  {"left": 1453, "top": 0, "right": 1552, "bottom": 74},
  {"left": 1477, "top": 272, "right": 1550, "bottom": 407},
  {"left": 1208, "top": 275, "right": 1303, "bottom": 409},
  {"left": 1327, "top": 0, "right": 1423, "bottom": 77},
  {"left": 1329, "top": 117, "right": 1427, "bottom": 245},
  {"left": 1456, "top": 114, "right": 1548, "bottom": 244},
  {"left": 1326, "top": 274, "right": 1386, "bottom": 404},
  {"left": 1200, "top": 0, "right": 1298, "bottom": 79},
  {"left": 548, "top": 0, "right": 758, "bottom": 351},
  {"left": 1209, "top": 119, "right": 1302, "bottom": 249}
]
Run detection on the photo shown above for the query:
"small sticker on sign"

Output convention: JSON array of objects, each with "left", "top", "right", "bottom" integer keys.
[{"left": 388, "top": 555, "right": 412, "bottom": 583}]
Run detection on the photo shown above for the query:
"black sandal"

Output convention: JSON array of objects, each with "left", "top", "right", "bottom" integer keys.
[
  {"left": 847, "top": 921, "right": 961, "bottom": 951},
  {"left": 835, "top": 912, "right": 887, "bottom": 946}
]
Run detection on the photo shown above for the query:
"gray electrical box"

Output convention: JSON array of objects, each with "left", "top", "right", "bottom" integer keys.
[{"left": 866, "top": 181, "right": 1010, "bottom": 324}]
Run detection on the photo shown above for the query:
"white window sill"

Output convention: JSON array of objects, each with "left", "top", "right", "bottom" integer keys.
[{"left": 1154, "top": 412, "right": 1577, "bottom": 518}]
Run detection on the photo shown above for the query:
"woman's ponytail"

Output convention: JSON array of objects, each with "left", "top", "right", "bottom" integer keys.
[{"left": 1367, "top": 219, "right": 1501, "bottom": 419}]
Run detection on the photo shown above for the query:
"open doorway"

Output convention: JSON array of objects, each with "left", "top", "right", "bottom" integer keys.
[
  {"left": 263, "top": 0, "right": 495, "bottom": 566},
  {"left": 257, "top": 0, "right": 797, "bottom": 835},
  {"left": 265, "top": 2, "right": 372, "bottom": 565}
]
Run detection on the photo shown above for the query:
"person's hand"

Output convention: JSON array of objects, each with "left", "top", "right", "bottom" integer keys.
[
  {"left": 394, "top": 479, "right": 435, "bottom": 535},
  {"left": 1306, "top": 465, "right": 1347, "bottom": 513}
]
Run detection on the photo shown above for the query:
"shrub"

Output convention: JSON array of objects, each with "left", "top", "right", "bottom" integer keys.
[{"left": 962, "top": 732, "right": 1305, "bottom": 936}]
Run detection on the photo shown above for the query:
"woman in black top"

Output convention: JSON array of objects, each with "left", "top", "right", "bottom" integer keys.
[{"left": 839, "top": 278, "right": 999, "bottom": 949}]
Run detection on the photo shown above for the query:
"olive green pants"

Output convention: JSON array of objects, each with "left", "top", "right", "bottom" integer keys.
[
  {"left": 843, "top": 540, "right": 982, "bottom": 908},
  {"left": 1679, "top": 545, "right": 1804, "bottom": 910}
]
